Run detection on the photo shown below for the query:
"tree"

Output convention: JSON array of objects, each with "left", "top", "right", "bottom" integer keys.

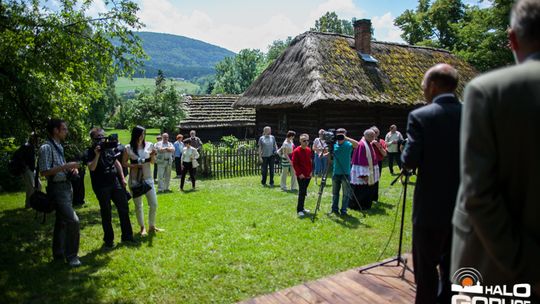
[
  {"left": 311, "top": 12, "right": 355, "bottom": 36},
  {"left": 395, "top": 0, "right": 464, "bottom": 49},
  {"left": 213, "top": 57, "right": 239, "bottom": 94},
  {"left": 87, "top": 75, "right": 119, "bottom": 127},
  {"left": 213, "top": 49, "right": 264, "bottom": 94},
  {"left": 266, "top": 38, "right": 292, "bottom": 63},
  {"left": 155, "top": 69, "right": 166, "bottom": 94},
  {"left": 394, "top": 0, "right": 513, "bottom": 71},
  {"left": 0, "top": 0, "right": 146, "bottom": 144},
  {"left": 122, "top": 82, "right": 184, "bottom": 132},
  {"left": 452, "top": 0, "right": 513, "bottom": 71}
]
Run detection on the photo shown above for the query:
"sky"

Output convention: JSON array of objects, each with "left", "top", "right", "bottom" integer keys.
[{"left": 65, "top": 0, "right": 488, "bottom": 53}]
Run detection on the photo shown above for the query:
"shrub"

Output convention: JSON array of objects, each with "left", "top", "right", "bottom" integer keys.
[{"left": 0, "top": 138, "right": 23, "bottom": 192}]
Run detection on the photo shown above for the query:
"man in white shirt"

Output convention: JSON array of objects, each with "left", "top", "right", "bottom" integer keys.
[
  {"left": 384, "top": 124, "right": 404, "bottom": 175},
  {"left": 154, "top": 133, "right": 175, "bottom": 192}
]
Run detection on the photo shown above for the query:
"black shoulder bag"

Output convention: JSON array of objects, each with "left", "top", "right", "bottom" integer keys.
[
  {"left": 30, "top": 145, "right": 55, "bottom": 222},
  {"left": 130, "top": 166, "right": 152, "bottom": 199}
]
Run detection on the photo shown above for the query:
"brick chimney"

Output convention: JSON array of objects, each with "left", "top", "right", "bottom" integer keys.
[{"left": 354, "top": 19, "right": 371, "bottom": 54}]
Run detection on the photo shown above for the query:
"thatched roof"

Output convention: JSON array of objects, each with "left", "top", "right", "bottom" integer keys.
[
  {"left": 178, "top": 95, "right": 255, "bottom": 129},
  {"left": 235, "top": 31, "right": 477, "bottom": 108}
]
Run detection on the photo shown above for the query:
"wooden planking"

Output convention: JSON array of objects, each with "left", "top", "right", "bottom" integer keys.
[
  {"left": 239, "top": 254, "right": 416, "bottom": 304},
  {"left": 277, "top": 290, "right": 311, "bottom": 304},
  {"left": 290, "top": 284, "right": 332, "bottom": 304}
]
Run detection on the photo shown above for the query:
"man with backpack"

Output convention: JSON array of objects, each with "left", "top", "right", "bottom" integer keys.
[
  {"left": 10, "top": 132, "right": 41, "bottom": 208},
  {"left": 39, "top": 119, "right": 82, "bottom": 267}
]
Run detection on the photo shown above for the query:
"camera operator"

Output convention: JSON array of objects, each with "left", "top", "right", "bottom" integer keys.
[
  {"left": 86, "top": 128, "right": 133, "bottom": 247},
  {"left": 39, "top": 119, "right": 81, "bottom": 267},
  {"left": 330, "top": 128, "right": 358, "bottom": 216}
]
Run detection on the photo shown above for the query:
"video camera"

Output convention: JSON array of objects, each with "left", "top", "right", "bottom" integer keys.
[
  {"left": 93, "top": 133, "right": 119, "bottom": 150},
  {"left": 321, "top": 129, "right": 345, "bottom": 152}
]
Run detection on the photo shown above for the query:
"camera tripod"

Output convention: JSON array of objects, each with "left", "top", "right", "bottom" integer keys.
[
  {"left": 358, "top": 169, "right": 414, "bottom": 279},
  {"left": 311, "top": 148, "right": 366, "bottom": 222}
]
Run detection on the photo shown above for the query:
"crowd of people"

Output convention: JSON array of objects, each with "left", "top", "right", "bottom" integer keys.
[
  {"left": 11, "top": 124, "right": 204, "bottom": 267},
  {"left": 258, "top": 124, "right": 405, "bottom": 217}
]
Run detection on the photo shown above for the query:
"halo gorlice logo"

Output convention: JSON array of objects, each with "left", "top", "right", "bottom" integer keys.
[
  {"left": 452, "top": 267, "right": 484, "bottom": 294},
  {"left": 451, "top": 267, "right": 533, "bottom": 304}
]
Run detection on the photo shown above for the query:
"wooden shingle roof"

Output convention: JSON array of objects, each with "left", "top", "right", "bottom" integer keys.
[
  {"left": 178, "top": 95, "right": 255, "bottom": 130},
  {"left": 234, "top": 31, "right": 478, "bottom": 108}
]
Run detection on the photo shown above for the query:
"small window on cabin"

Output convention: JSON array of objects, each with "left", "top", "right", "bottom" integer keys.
[{"left": 278, "top": 113, "right": 287, "bottom": 134}]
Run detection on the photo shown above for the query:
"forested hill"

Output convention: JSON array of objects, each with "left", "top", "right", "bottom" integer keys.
[{"left": 134, "top": 32, "right": 235, "bottom": 80}]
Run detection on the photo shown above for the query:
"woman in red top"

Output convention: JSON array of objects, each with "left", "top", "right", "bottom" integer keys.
[{"left": 292, "top": 134, "right": 313, "bottom": 217}]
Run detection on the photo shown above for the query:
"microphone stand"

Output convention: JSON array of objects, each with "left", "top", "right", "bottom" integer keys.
[{"left": 359, "top": 169, "right": 414, "bottom": 279}]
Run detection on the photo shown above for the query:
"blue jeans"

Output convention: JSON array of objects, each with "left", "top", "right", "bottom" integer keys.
[{"left": 332, "top": 174, "right": 350, "bottom": 214}]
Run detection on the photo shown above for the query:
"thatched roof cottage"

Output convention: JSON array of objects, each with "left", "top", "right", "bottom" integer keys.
[
  {"left": 234, "top": 19, "right": 477, "bottom": 140},
  {"left": 178, "top": 95, "right": 255, "bottom": 142}
]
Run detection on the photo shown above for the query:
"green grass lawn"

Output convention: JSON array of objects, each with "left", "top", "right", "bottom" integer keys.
[
  {"left": 0, "top": 171, "right": 414, "bottom": 303},
  {"left": 104, "top": 128, "right": 161, "bottom": 145},
  {"left": 115, "top": 77, "right": 200, "bottom": 95}
]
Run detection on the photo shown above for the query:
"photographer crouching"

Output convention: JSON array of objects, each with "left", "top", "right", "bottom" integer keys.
[{"left": 86, "top": 128, "right": 134, "bottom": 248}]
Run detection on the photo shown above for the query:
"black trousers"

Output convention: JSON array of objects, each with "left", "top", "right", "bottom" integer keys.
[
  {"left": 94, "top": 185, "right": 133, "bottom": 243},
  {"left": 387, "top": 152, "right": 402, "bottom": 174},
  {"left": 412, "top": 225, "right": 452, "bottom": 304},
  {"left": 297, "top": 177, "right": 310, "bottom": 212},
  {"left": 71, "top": 167, "right": 86, "bottom": 205},
  {"left": 153, "top": 163, "right": 158, "bottom": 179},
  {"left": 350, "top": 184, "right": 375, "bottom": 210},
  {"left": 261, "top": 155, "right": 275, "bottom": 185},
  {"left": 373, "top": 160, "right": 383, "bottom": 202},
  {"left": 174, "top": 157, "right": 182, "bottom": 176},
  {"left": 180, "top": 161, "right": 196, "bottom": 189}
]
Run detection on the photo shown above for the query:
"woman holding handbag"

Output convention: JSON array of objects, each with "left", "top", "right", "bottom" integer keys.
[
  {"left": 180, "top": 138, "right": 200, "bottom": 191},
  {"left": 122, "top": 126, "right": 163, "bottom": 236}
]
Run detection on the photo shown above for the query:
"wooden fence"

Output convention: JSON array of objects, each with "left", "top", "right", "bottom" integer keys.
[{"left": 199, "top": 147, "right": 282, "bottom": 179}]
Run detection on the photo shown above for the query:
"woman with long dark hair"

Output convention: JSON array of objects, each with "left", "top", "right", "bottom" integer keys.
[{"left": 122, "top": 126, "right": 163, "bottom": 236}]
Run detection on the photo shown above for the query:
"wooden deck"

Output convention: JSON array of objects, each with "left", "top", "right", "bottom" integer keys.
[{"left": 239, "top": 255, "right": 416, "bottom": 304}]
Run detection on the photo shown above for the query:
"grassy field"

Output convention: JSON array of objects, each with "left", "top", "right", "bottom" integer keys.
[
  {"left": 0, "top": 169, "right": 414, "bottom": 303},
  {"left": 115, "top": 77, "right": 200, "bottom": 95},
  {"left": 105, "top": 128, "right": 161, "bottom": 145}
]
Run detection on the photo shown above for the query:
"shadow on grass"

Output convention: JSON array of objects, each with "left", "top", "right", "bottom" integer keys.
[
  {"left": 363, "top": 201, "right": 396, "bottom": 216},
  {"left": 326, "top": 213, "right": 371, "bottom": 229},
  {"left": 0, "top": 207, "right": 132, "bottom": 303}
]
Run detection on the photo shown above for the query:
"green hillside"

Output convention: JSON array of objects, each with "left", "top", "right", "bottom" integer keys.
[
  {"left": 135, "top": 32, "right": 235, "bottom": 80},
  {"left": 115, "top": 77, "right": 200, "bottom": 95}
]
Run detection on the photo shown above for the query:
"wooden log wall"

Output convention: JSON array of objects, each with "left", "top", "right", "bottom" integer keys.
[{"left": 255, "top": 103, "right": 416, "bottom": 143}]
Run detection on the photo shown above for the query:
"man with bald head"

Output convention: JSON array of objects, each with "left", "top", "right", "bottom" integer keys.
[
  {"left": 401, "top": 63, "right": 462, "bottom": 304},
  {"left": 452, "top": 0, "right": 540, "bottom": 300}
]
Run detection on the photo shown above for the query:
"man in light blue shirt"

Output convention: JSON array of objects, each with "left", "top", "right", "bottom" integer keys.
[{"left": 331, "top": 128, "right": 358, "bottom": 216}]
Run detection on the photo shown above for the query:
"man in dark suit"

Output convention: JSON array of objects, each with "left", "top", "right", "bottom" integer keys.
[
  {"left": 402, "top": 63, "right": 462, "bottom": 304},
  {"left": 452, "top": 0, "right": 540, "bottom": 300}
]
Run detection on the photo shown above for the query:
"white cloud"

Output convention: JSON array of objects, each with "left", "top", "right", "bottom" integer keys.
[
  {"left": 136, "top": 0, "right": 405, "bottom": 53},
  {"left": 372, "top": 12, "right": 404, "bottom": 43},
  {"left": 137, "top": 0, "right": 301, "bottom": 52}
]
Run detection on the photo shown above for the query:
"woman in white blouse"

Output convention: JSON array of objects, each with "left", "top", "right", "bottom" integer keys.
[
  {"left": 122, "top": 126, "right": 163, "bottom": 236},
  {"left": 180, "top": 138, "right": 200, "bottom": 191}
]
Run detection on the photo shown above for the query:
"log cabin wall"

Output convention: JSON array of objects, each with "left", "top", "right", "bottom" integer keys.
[{"left": 255, "top": 104, "right": 416, "bottom": 144}]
